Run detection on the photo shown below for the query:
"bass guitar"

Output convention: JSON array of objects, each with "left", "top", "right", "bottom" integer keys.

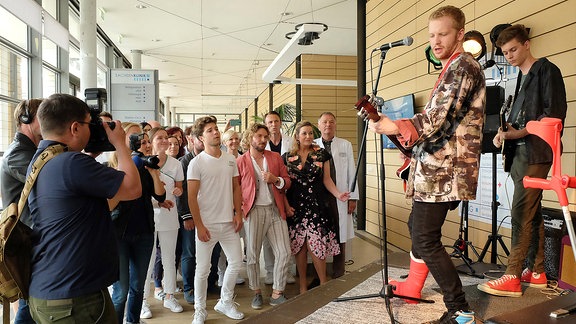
[
  {"left": 355, "top": 95, "right": 411, "bottom": 187},
  {"left": 500, "top": 95, "right": 514, "bottom": 172}
]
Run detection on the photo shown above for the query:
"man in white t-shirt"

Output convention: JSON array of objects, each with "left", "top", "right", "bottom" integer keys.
[{"left": 187, "top": 116, "right": 244, "bottom": 324}]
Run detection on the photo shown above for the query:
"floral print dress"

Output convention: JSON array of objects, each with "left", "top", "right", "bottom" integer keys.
[{"left": 284, "top": 147, "right": 340, "bottom": 260}]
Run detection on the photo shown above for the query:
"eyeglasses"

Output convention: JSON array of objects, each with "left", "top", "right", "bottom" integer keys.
[{"left": 76, "top": 121, "right": 95, "bottom": 127}]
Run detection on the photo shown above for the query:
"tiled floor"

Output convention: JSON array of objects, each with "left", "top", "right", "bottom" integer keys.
[{"left": 142, "top": 233, "right": 390, "bottom": 324}]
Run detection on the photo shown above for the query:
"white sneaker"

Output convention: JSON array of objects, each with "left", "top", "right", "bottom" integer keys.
[
  {"left": 163, "top": 296, "right": 183, "bottom": 313},
  {"left": 140, "top": 301, "right": 152, "bottom": 319},
  {"left": 214, "top": 298, "right": 244, "bottom": 320},
  {"left": 191, "top": 308, "right": 207, "bottom": 324},
  {"left": 154, "top": 290, "right": 166, "bottom": 301},
  {"left": 236, "top": 277, "right": 245, "bottom": 285}
]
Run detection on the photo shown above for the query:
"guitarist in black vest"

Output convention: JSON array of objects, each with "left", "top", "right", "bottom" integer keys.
[{"left": 478, "top": 24, "right": 567, "bottom": 298}]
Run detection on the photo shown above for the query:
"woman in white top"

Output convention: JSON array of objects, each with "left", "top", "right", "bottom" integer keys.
[{"left": 144, "top": 127, "right": 185, "bottom": 314}]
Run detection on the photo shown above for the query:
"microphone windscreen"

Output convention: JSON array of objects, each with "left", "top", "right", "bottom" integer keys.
[{"left": 404, "top": 36, "right": 414, "bottom": 46}]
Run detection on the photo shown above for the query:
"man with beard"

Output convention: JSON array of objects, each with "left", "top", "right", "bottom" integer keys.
[{"left": 237, "top": 123, "right": 292, "bottom": 309}]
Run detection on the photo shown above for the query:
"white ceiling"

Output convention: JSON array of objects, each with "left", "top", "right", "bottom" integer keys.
[{"left": 96, "top": 0, "right": 357, "bottom": 122}]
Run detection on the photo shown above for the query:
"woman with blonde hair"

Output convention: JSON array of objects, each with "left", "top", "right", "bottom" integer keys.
[
  {"left": 283, "top": 120, "right": 349, "bottom": 293},
  {"left": 222, "top": 129, "right": 242, "bottom": 158},
  {"left": 142, "top": 127, "right": 185, "bottom": 315},
  {"left": 218, "top": 128, "right": 246, "bottom": 286}
]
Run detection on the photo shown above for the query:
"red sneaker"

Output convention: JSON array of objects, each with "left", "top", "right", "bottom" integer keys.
[
  {"left": 477, "top": 274, "right": 522, "bottom": 297},
  {"left": 520, "top": 268, "right": 548, "bottom": 288}
]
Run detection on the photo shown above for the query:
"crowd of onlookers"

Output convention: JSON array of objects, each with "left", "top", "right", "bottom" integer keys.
[{"left": 1, "top": 96, "right": 358, "bottom": 324}]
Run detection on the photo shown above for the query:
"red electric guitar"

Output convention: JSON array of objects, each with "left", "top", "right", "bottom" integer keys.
[{"left": 355, "top": 95, "right": 411, "bottom": 187}]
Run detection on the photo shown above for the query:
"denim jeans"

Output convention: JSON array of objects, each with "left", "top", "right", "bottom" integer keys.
[
  {"left": 409, "top": 200, "right": 469, "bottom": 312},
  {"left": 180, "top": 225, "right": 196, "bottom": 293},
  {"left": 29, "top": 289, "right": 116, "bottom": 324},
  {"left": 14, "top": 299, "right": 35, "bottom": 324},
  {"left": 111, "top": 232, "right": 154, "bottom": 324}
]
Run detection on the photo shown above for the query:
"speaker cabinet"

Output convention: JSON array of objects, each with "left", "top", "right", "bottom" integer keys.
[
  {"left": 482, "top": 86, "right": 505, "bottom": 153},
  {"left": 559, "top": 235, "right": 576, "bottom": 291}
]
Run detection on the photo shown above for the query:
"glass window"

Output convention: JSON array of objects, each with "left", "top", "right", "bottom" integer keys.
[
  {"left": 69, "top": 45, "right": 80, "bottom": 77},
  {"left": 97, "top": 65, "right": 107, "bottom": 88},
  {"left": 0, "top": 43, "right": 29, "bottom": 99},
  {"left": 42, "top": 66, "right": 58, "bottom": 97},
  {"left": 0, "top": 100, "right": 18, "bottom": 153},
  {"left": 0, "top": 6, "right": 28, "bottom": 50},
  {"left": 68, "top": 7, "right": 80, "bottom": 42},
  {"left": 42, "top": 0, "right": 58, "bottom": 19},
  {"left": 97, "top": 37, "right": 107, "bottom": 63},
  {"left": 42, "top": 37, "right": 58, "bottom": 67}
]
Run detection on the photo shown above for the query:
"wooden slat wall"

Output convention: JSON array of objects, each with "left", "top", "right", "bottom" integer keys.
[
  {"left": 246, "top": 55, "right": 358, "bottom": 152},
  {"left": 273, "top": 64, "right": 297, "bottom": 118},
  {"left": 300, "top": 54, "right": 359, "bottom": 154},
  {"left": 365, "top": 0, "right": 576, "bottom": 262}
]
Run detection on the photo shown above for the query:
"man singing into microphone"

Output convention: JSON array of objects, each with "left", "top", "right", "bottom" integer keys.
[{"left": 369, "top": 5, "right": 485, "bottom": 324}]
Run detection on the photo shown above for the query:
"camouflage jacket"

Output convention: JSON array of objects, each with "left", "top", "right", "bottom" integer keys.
[{"left": 394, "top": 52, "right": 486, "bottom": 202}]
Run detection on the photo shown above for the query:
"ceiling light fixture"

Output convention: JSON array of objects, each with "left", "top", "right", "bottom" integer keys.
[
  {"left": 135, "top": 4, "right": 147, "bottom": 9},
  {"left": 262, "top": 22, "right": 354, "bottom": 86},
  {"left": 285, "top": 22, "right": 327, "bottom": 45}
]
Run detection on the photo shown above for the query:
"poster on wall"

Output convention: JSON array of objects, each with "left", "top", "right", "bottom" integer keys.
[
  {"left": 108, "top": 69, "right": 159, "bottom": 122},
  {"left": 467, "top": 153, "right": 514, "bottom": 229},
  {"left": 380, "top": 94, "right": 415, "bottom": 149}
]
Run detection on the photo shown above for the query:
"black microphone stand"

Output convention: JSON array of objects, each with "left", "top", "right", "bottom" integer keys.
[{"left": 334, "top": 49, "right": 433, "bottom": 324}]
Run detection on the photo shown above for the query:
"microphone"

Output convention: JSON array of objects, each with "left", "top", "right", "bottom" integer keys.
[
  {"left": 482, "top": 59, "right": 496, "bottom": 69},
  {"left": 375, "top": 36, "right": 414, "bottom": 51}
]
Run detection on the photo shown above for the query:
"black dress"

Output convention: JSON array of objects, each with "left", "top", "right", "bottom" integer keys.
[{"left": 284, "top": 147, "right": 340, "bottom": 260}]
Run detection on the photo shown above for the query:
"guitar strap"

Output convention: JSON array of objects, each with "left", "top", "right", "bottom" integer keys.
[
  {"left": 508, "top": 72, "right": 525, "bottom": 126},
  {"left": 430, "top": 52, "right": 462, "bottom": 100},
  {"left": 508, "top": 58, "right": 543, "bottom": 127}
]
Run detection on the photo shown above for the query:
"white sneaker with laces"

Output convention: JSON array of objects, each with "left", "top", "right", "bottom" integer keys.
[
  {"left": 140, "top": 301, "right": 152, "bottom": 319},
  {"left": 154, "top": 290, "right": 166, "bottom": 301},
  {"left": 214, "top": 298, "right": 245, "bottom": 320},
  {"left": 191, "top": 308, "right": 207, "bottom": 324},
  {"left": 163, "top": 296, "right": 183, "bottom": 313}
]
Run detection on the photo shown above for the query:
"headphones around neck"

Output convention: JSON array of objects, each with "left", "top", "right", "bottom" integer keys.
[{"left": 19, "top": 100, "right": 32, "bottom": 124}]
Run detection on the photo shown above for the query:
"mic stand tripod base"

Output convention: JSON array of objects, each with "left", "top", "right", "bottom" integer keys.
[
  {"left": 455, "top": 261, "right": 505, "bottom": 279},
  {"left": 333, "top": 284, "right": 434, "bottom": 304}
]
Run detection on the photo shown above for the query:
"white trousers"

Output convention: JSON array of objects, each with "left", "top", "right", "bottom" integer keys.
[
  {"left": 194, "top": 222, "right": 242, "bottom": 310},
  {"left": 143, "top": 229, "right": 179, "bottom": 299}
]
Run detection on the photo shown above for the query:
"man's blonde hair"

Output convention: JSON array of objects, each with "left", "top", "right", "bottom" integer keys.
[{"left": 429, "top": 5, "right": 465, "bottom": 31}]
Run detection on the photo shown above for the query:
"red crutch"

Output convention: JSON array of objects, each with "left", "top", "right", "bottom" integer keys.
[{"left": 522, "top": 117, "right": 576, "bottom": 262}]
